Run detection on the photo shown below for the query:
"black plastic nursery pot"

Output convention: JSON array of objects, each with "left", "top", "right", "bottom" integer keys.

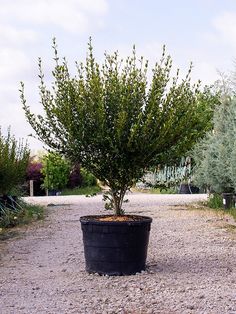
[
  {"left": 179, "top": 184, "right": 199, "bottom": 194},
  {"left": 80, "top": 215, "right": 152, "bottom": 276},
  {"left": 222, "top": 193, "right": 234, "bottom": 209},
  {"left": 48, "top": 189, "right": 59, "bottom": 196}
]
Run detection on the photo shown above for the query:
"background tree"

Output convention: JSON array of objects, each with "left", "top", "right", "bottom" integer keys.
[
  {"left": 67, "top": 163, "right": 82, "bottom": 189},
  {"left": 26, "top": 158, "right": 44, "bottom": 196},
  {"left": 192, "top": 97, "right": 236, "bottom": 193},
  {"left": 41, "top": 152, "right": 71, "bottom": 192},
  {"left": 21, "top": 39, "right": 215, "bottom": 215}
]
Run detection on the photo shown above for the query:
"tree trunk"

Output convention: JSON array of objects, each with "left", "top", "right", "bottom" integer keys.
[{"left": 111, "top": 188, "right": 127, "bottom": 215}]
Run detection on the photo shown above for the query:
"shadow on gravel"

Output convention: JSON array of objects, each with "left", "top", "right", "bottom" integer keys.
[
  {"left": 0, "top": 231, "right": 20, "bottom": 241},
  {"left": 47, "top": 203, "right": 72, "bottom": 207},
  {"left": 147, "top": 255, "right": 232, "bottom": 276}
]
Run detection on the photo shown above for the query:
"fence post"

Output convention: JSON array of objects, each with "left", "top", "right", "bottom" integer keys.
[{"left": 30, "top": 180, "right": 34, "bottom": 196}]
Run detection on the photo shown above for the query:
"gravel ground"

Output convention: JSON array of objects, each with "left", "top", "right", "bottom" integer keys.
[{"left": 0, "top": 193, "right": 236, "bottom": 314}]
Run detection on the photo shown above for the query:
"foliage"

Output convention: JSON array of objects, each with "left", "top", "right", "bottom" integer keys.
[
  {"left": 145, "top": 86, "right": 219, "bottom": 189},
  {"left": 41, "top": 152, "right": 71, "bottom": 191},
  {"left": 26, "top": 160, "right": 43, "bottom": 181},
  {"left": 61, "top": 185, "right": 101, "bottom": 196},
  {"left": 205, "top": 194, "right": 236, "bottom": 221},
  {"left": 26, "top": 159, "right": 45, "bottom": 196},
  {"left": 0, "top": 199, "right": 44, "bottom": 229},
  {"left": 80, "top": 168, "right": 97, "bottom": 187},
  {"left": 21, "top": 39, "right": 215, "bottom": 215},
  {"left": 135, "top": 187, "right": 177, "bottom": 194},
  {"left": 143, "top": 156, "right": 192, "bottom": 189},
  {"left": 0, "top": 128, "right": 30, "bottom": 195},
  {"left": 207, "top": 193, "right": 223, "bottom": 209},
  {"left": 192, "top": 97, "right": 236, "bottom": 193},
  {"left": 213, "top": 71, "right": 234, "bottom": 97},
  {"left": 67, "top": 163, "right": 82, "bottom": 188}
]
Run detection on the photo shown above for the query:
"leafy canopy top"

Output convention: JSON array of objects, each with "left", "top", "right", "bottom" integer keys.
[{"left": 21, "top": 39, "right": 215, "bottom": 214}]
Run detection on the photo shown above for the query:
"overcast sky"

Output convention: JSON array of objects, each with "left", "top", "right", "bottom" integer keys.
[{"left": 1, "top": 0, "right": 236, "bottom": 151}]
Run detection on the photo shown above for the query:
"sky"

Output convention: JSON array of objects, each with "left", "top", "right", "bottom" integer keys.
[{"left": 1, "top": 0, "right": 236, "bottom": 151}]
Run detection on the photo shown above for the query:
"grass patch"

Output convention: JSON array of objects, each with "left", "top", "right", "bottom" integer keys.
[
  {"left": 0, "top": 199, "right": 44, "bottom": 230},
  {"left": 185, "top": 196, "right": 236, "bottom": 222},
  {"left": 205, "top": 193, "right": 236, "bottom": 221},
  {"left": 226, "top": 208, "right": 236, "bottom": 221},
  {"left": 207, "top": 193, "right": 224, "bottom": 209},
  {"left": 133, "top": 187, "right": 177, "bottom": 194},
  {"left": 224, "top": 224, "right": 236, "bottom": 231},
  {"left": 61, "top": 185, "right": 101, "bottom": 196},
  {"left": 0, "top": 230, "right": 20, "bottom": 241},
  {"left": 149, "top": 187, "right": 177, "bottom": 194}
]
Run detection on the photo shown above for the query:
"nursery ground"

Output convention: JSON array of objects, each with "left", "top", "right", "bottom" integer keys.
[{"left": 0, "top": 193, "right": 236, "bottom": 314}]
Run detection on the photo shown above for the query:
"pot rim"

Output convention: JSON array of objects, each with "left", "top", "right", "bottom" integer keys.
[{"left": 80, "top": 214, "right": 152, "bottom": 225}]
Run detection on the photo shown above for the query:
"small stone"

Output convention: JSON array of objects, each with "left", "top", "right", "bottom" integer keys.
[
  {"left": 178, "top": 288, "right": 185, "bottom": 293},
  {"left": 198, "top": 294, "right": 205, "bottom": 299}
]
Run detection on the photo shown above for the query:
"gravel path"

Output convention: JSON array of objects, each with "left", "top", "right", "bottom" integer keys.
[{"left": 0, "top": 193, "right": 236, "bottom": 314}]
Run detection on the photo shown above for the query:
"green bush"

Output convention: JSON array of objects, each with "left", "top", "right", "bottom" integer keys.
[
  {"left": 0, "top": 128, "right": 30, "bottom": 196},
  {"left": 192, "top": 97, "right": 236, "bottom": 193},
  {"left": 0, "top": 199, "right": 44, "bottom": 229},
  {"left": 80, "top": 168, "right": 97, "bottom": 187},
  {"left": 207, "top": 193, "right": 223, "bottom": 209},
  {"left": 205, "top": 193, "right": 236, "bottom": 221},
  {"left": 41, "top": 152, "right": 71, "bottom": 191}
]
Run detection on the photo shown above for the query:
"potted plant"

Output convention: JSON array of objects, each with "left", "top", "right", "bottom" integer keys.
[
  {"left": 21, "top": 39, "right": 214, "bottom": 275},
  {"left": 178, "top": 156, "right": 198, "bottom": 194}
]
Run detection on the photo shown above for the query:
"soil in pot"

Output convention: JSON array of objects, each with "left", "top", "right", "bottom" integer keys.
[{"left": 80, "top": 214, "right": 152, "bottom": 276}]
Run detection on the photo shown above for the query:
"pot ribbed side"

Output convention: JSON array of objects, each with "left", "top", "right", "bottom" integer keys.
[{"left": 80, "top": 215, "right": 152, "bottom": 276}]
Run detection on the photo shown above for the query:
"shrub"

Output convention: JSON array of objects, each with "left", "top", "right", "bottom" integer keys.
[
  {"left": 192, "top": 97, "right": 236, "bottom": 193},
  {"left": 67, "top": 163, "right": 83, "bottom": 189},
  {"left": 207, "top": 193, "right": 223, "bottom": 209},
  {"left": 22, "top": 39, "right": 214, "bottom": 215},
  {"left": 26, "top": 160, "right": 45, "bottom": 196},
  {"left": 26, "top": 160, "right": 43, "bottom": 181},
  {"left": 80, "top": 168, "right": 97, "bottom": 187},
  {"left": 41, "top": 152, "right": 71, "bottom": 191},
  {"left": 0, "top": 128, "right": 30, "bottom": 196},
  {"left": 0, "top": 199, "right": 44, "bottom": 229}
]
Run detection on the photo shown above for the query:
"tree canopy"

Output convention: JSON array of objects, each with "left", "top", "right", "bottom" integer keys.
[
  {"left": 192, "top": 97, "right": 236, "bottom": 194},
  {"left": 21, "top": 39, "right": 216, "bottom": 214}
]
